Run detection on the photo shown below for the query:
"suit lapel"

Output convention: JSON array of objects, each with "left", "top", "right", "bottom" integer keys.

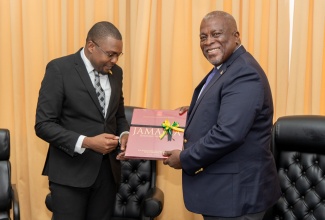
[
  {"left": 186, "top": 46, "right": 247, "bottom": 127},
  {"left": 105, "top": 73, "right": 117, "bottom": 119},
  {"left": 196, "top": 68, "right": 222, "bottom": 102},
  {"left": 73, "top": 51, "right": 105, "bottom": 118},
  {"left": 186, "top": 68, "right": 222, "bottom": 126}
]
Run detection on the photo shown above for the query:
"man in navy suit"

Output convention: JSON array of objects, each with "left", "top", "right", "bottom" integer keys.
[
  {"left": 35, "top": 21, "right": 129, "bottom": 220},
  {"left": 163, "top": 11, "right": 281, "bottom": 219}
]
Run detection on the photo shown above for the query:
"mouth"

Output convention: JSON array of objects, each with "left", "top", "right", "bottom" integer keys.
[
  {"left": 206, "top": 47, "right": 221, "bottom": 54},
  {"left": 104, "top": 64, "right": 113, "bottom": 70},
  {"left": 205, "top": 47, "right": 223, "bottom": 65},
  {"left": 102, "top": 65, "right": 113, "bottom": 74}
]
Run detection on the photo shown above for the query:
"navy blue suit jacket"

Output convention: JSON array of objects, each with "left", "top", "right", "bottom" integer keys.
[
  {"left": 35, "top": 49, "right": 129, "bottom": 187},
  {"left": 180, "top": 46, "right": 281, "bottom": 217}
]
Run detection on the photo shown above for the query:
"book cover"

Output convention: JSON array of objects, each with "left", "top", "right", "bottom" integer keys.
[{"left": 125, "top": 109, "right": 187, "bottom": 160}]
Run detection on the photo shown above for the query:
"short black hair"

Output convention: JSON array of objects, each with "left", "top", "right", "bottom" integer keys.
[{"left": 86, "top": 21, "right": 122, "bottom": 42}]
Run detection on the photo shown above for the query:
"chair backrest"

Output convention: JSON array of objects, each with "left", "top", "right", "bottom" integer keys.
[
  {"left": 112, "top": 106, "right": 157, "bottom": 220},
  {"left": 266, "top": 115, "right": 325, "bottom": 220},
  {"left": 0, "top": 129, "right": 11, "bottom": 213},
  {"left": 0, "top": 129, "right": 10, "bottom": 160}
]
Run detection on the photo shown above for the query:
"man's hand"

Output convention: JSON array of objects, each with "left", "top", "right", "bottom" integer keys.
[
  {"left": 162, "top": 150, "right": 182, "bottom": 169},
  {"left": 177, "top": 106, "right": 189, "bottom": 115},
  {"left": 116, "top": 133, "right": 129, "bottom": 160},
  {"left": 83, "top": 133, "right": 119, "bottom": 155}
]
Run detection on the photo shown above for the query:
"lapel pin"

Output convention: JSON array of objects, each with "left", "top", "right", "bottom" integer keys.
[
  {"left": 220, "top": 70, "right": 224, "bottom": 75},
  {"left": 108, "top": 70, "right": 112, "bottom": 75}
]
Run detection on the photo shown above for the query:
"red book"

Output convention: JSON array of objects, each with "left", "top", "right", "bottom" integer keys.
[{"left": 125, "top": 109, "right": 187, "bottom": 160}]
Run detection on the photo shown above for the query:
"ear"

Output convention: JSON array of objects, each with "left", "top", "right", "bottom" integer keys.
[
  {"left": 86, "top": 41, "right": 96, "bottom": 53},
  {"left": 234, "top": 31, "right": 241, "bottom": 45}
]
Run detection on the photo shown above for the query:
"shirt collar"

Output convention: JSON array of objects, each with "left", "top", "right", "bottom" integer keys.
[
  {"left": 234, "top": 44, "right": 242, "bottom": 53},
  {"left": 80, "top": 48, "right": 95, "bottom": 74}
]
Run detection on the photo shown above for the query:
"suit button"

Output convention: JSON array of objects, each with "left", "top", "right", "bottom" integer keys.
[{"left": 184, "top": 139, "right": 187, "bottom": 143}]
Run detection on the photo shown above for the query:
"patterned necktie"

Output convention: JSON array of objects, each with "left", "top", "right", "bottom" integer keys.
[{"left": 94, "top": 71, "right": 105, "bottom": 116}]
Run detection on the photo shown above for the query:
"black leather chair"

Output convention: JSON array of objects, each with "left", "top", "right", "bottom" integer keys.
[
  {"left": 263, "top": 115, "right": 325, "bottom": 220},
  {"left": 45, "top": 106, "right": 164, "bottom": 220},
  {"left": 0, "top": 129, "right": 20, "bottom": 220},
  {"left": 112, "top": 106, "right": 164, "bottom": 220}
]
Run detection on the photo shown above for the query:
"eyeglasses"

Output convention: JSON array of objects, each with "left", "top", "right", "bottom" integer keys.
[{"left": 92, "top": 40, "right": 123, "bottom": 60}]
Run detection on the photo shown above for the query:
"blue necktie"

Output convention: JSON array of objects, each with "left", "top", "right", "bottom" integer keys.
[{"left": 198, "top": 68, "right": 218, "bottom": 98}]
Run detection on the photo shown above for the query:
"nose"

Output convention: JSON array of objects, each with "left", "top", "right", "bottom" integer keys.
[
  {"left": 204, "top": 35, "right": 215, "bottom": 45},
  {"left": 110, "top": 55, "right": 119, "bottom": 63}
]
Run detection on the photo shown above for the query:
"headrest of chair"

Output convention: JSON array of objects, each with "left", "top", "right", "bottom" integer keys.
[
  {"left": 124, "top": 106, "right": 143, "bottom": 125},
  {"left": 0, "top": 129, "right": 10, "bottom": 160},
  {"left": 273, "top": 115, "right": 325, "bottom": 153}
]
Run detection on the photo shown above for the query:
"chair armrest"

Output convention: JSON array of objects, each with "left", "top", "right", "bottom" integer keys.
[
  {"left": 142, "top": 187, "right": 164, "bottom": 217},
  {"left": 11, "top": 184, "right": 20, "bottom": 220}
]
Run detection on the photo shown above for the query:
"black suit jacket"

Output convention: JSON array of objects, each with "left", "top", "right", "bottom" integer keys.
[{"left": 35, "top": 48, "right": 129, "bottom": 187}]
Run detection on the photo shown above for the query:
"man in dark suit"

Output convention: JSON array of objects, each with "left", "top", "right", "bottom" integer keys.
[
  {"left": 35, "top": 21, "right": 129, "bottom": 220},
  {"left": 163, "top": 11, "right": 281, "bottom": 220}
]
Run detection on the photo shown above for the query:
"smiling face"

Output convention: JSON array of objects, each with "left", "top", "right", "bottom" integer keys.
[
  {"left": 86, "top": 36, "right": 123, "bottom": 74},
  {"left": 200, "top": 12, "right": 240, "bottom": 66}
]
